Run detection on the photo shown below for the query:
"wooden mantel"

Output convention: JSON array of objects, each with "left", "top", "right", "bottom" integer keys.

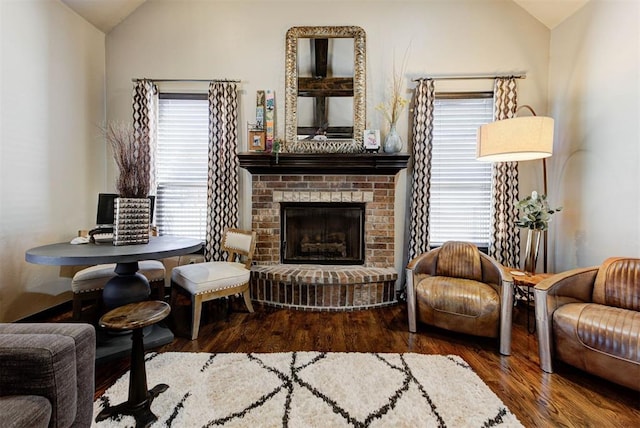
[{"left": 238, "top": 152, "right": 410, "bottom": 175}]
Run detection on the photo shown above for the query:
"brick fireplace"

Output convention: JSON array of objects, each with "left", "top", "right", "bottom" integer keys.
[
  {"left": 239, "top": 152, "right": 409, "bottom": 310},
  {"left": 251, "top": 174, "right": 395, "bottom": 267}
]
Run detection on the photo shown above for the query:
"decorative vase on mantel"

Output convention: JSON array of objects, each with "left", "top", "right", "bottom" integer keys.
[
  {"left": 113, "top": 197, "right": 150, "bottom": 246},
  {"left": 523, "top": 228, "right": 542, "bottom": 275},
  {"left": 383, "top": 123, "right": 403, "bottom": 153}
]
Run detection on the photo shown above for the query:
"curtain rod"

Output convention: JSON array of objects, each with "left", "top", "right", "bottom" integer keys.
[
  {"left": 412, "top": 74, "right": 526, "bottom": 82},
  {"left": 131, "top": 78, "right": 241, "bottom": 83}
]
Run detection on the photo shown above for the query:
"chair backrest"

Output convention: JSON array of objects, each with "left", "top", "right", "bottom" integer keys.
[
  {"left": 435, "top": 241, "right": 482, "bottom": 282},
  {"left": 222, "top": 228, "right": 257, "bottom": 268},
  {"left": 593, "top": 257, "right": 640, "bottom": 311}
]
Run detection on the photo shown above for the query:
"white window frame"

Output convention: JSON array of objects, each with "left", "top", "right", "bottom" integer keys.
[
  {"left": 155, "top": 93, "right": 209, "bottom": 240},
  {"left": 429, "top": 93, "right": 494, "bottom": 251}
]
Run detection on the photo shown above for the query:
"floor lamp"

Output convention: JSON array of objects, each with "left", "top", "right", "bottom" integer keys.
[{"left": 476, "top": 106, "right": 554, "bottom": 272}]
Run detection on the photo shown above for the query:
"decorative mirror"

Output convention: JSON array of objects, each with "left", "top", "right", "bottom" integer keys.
[{"left": 284, "top": 26, "right": 366, "bottom": 153}]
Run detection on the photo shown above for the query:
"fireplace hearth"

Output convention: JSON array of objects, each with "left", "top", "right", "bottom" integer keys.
[{"left": 281, "top": 203, "right": 365, "bottom": 265}]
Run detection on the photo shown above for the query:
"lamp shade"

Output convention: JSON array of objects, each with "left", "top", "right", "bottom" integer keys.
[{"left": 477, "top": 116, "right": 554, "bottom": 162}]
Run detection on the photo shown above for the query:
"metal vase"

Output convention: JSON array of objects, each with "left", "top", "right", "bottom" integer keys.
[
  {"left": 113, "top": 197, "right": 150, "bottom": 246},
  {"left": 523, "top": 228, "right": 542, "bottom": 275}
]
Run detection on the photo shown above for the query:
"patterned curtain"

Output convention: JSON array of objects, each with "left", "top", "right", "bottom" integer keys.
[
  {"left": 205, "top": 81, "right": 239, "bottom": 261},
  {"left": 408, "top": 79, "right": 435, "bottom": 260},
  {"left": 489, "top": 77, "right": 520, "bottom": 267},
  {"left": 132, "top": 79, "right": 158, "bottom": 195}
]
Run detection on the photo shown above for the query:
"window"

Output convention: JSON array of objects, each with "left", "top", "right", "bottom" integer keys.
[
  {"left": 156, "top": 94, "right": 208, "bottom": 240},
  {"left": 429, "top": 95, "right": 493, "bottom": 250}
]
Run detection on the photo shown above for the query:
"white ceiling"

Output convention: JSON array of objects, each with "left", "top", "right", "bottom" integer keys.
[
  {"left": 61, "top": 0, "right": 146, "bottom": 33},
  {"left": 61, "top": 0, "right": 589, "bottom": 34},
  {"left": 513, "top": 0, "right": 589, "bottom": 29}
]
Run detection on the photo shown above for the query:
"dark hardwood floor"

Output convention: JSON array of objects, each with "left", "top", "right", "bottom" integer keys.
[{"left": 57, "top": 299, "right": 639, "bottom": 427}]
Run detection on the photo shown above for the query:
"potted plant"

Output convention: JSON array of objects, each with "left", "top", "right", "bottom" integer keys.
[
  {"left": 103, "top": 122, "right": 152, "bottom": 245},
  {"left": 515, "top": 191, "right": 562, "bottom": 274}
]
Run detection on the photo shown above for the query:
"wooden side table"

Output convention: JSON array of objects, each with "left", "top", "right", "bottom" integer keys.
[
  {"left": 95, "top": 300, "right": 171, "bottom": 427},
  {"left": 510, "top": 270, "right": 553, "bottom": 333}
]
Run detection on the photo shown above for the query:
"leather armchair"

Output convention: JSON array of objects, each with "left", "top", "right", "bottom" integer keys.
[
  {"left": 534, "top": 257, "right": 640, "bottom": 391},
  {"left": 406, "top": 241, "right": 514, "bottom": 355},
  {"left": 0, "top": 323, "right": 96, "bottom": 427}
]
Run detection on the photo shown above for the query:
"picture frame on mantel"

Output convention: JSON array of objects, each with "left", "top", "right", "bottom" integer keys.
[
  {"left": 248, "top": 122, "right": 266, "bottom": 152},
  {"left": 364, "top": 129, "right": 380, "bottom": 152},
  {"left": 249, "top": 130, "right": 266, "bottom": 152}
]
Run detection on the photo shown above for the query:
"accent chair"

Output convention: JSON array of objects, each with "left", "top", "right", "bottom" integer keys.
[
  {"left": 406, "top": 241, "right": 514, "bottom": 355},
  {"left": 170, "top": 228, "right": 256, "bottom": 340},
  {"left": 535, "top": 257, "right": 640, "bottom": 391}
]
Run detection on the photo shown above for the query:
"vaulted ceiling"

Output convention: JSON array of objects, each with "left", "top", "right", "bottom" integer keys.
[{"left": 61, "top": 0, "right": 589, "bottom": 34}]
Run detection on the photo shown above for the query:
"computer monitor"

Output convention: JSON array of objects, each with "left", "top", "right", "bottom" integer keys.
[
  {"left": 96, "top": 193, "right": 118, "bottom": 226},
  {"left": 96, "top": 193, "right": 155, "bottom": 226}
]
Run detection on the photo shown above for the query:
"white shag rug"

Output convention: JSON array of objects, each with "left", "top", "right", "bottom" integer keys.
[{"left": 93, "top": 352, "right": 523, "bottom": 427}]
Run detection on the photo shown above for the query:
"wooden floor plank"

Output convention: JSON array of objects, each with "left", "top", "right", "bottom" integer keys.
[{"left": 67, "top": 300, "right": 639, "bottom": 427}]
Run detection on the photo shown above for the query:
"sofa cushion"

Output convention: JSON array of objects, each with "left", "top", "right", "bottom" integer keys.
[
  {"left": 0, "top": 334, "right": 77, "bottom": 427},
  {"left": 552, "top": 303, "right": 640, "bottom": 390},
  {"left": 0, "top": 396, "right": 51, "bottom": 428},
  {"left": 0, "top": 323, "right": 96, "bottom": 427},
  {"left": 554, "top": 303, "right": 640, "bottom": 363},
  {"left": 592, "top": 257, "right": 640, "bottom": 311}
]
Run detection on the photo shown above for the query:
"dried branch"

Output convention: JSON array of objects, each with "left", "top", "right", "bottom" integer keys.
[{"left": 102, "top": 122, "right": 150, "bottom": 198}]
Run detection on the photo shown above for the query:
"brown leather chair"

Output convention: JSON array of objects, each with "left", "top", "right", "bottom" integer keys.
[
  {"left": 534, "top": 257, "right": 640, "bottom": 391},
  {"left": 406, "top": 241, "right": 514, "bottom": 355}
]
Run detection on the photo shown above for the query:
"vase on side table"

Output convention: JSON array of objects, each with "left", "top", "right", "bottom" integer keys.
[
  {"left": 383, "top": 123, "right": 402, "bottom": 153},
  {"left": 523, "top": 229, "right": 542, "bottom": 275}
]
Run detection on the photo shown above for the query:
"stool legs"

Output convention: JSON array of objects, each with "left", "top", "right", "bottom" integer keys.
[{"left": 95, "top": 328, "right": 168, "bottom": 427}]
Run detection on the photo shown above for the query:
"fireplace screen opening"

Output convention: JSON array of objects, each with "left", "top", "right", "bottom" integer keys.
[{"left": 281, "top": 203, "right": 365, "bottom": 265}]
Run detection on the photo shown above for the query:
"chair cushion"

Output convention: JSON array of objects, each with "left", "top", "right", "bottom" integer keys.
[
  {"left": 172, "top": 261, "right": 250, "bottom": 295},
  {"left": 417, "top": 276, "right": 499, "bottom": 317},
  {"left": 0, "top": 396, "right": 51, "bottom": 428},
  {"left": 71, "top": 260, "right": 165, "bottom": 293}
]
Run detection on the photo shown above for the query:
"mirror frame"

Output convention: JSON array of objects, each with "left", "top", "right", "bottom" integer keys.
[{"left": 284, "top": 26, "right": 366, "bottom": 153}]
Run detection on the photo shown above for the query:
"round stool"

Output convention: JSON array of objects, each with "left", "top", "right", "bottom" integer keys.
[{"left": 95, "top": 301, "right": 171, "bottom": 427}]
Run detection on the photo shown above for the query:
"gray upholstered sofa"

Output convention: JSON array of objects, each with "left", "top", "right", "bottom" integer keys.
[{"left": 0, "top": 323, "right": 96, "bottom": 427}]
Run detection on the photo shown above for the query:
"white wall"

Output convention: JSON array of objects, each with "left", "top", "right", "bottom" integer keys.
[
  {"left": 0, "top": 0, "right": 105, "bottom": 321},
  {"left": 549, "top": 0, "right": 640, "bottom": 271},
  {"left": 106, "top": 0, "right": 551, "bottom": 277}
]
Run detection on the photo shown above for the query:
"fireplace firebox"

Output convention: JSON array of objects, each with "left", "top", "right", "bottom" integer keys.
[{"left": 281, "top": 203, "right": 365, "bottom": 265}]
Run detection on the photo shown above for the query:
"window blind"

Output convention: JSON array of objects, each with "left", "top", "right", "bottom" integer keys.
[
  {"left": 429, "top": 97, "right": 493, "bottom": 248},
  {"left": 156, "top": 95, "right": 208, "bottom": 240}
]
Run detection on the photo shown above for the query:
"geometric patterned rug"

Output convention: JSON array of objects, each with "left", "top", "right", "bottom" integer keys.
[{"left": 93, "top": 352, "right": 523, "bottom": 427}]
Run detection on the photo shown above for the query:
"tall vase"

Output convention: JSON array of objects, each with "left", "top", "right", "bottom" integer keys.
[
  {"left": 383, "top": 123, "right": 402, "bottom": 153},
  {"left": 523, "top": 229, "right": 542, "bottom": 275}
]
